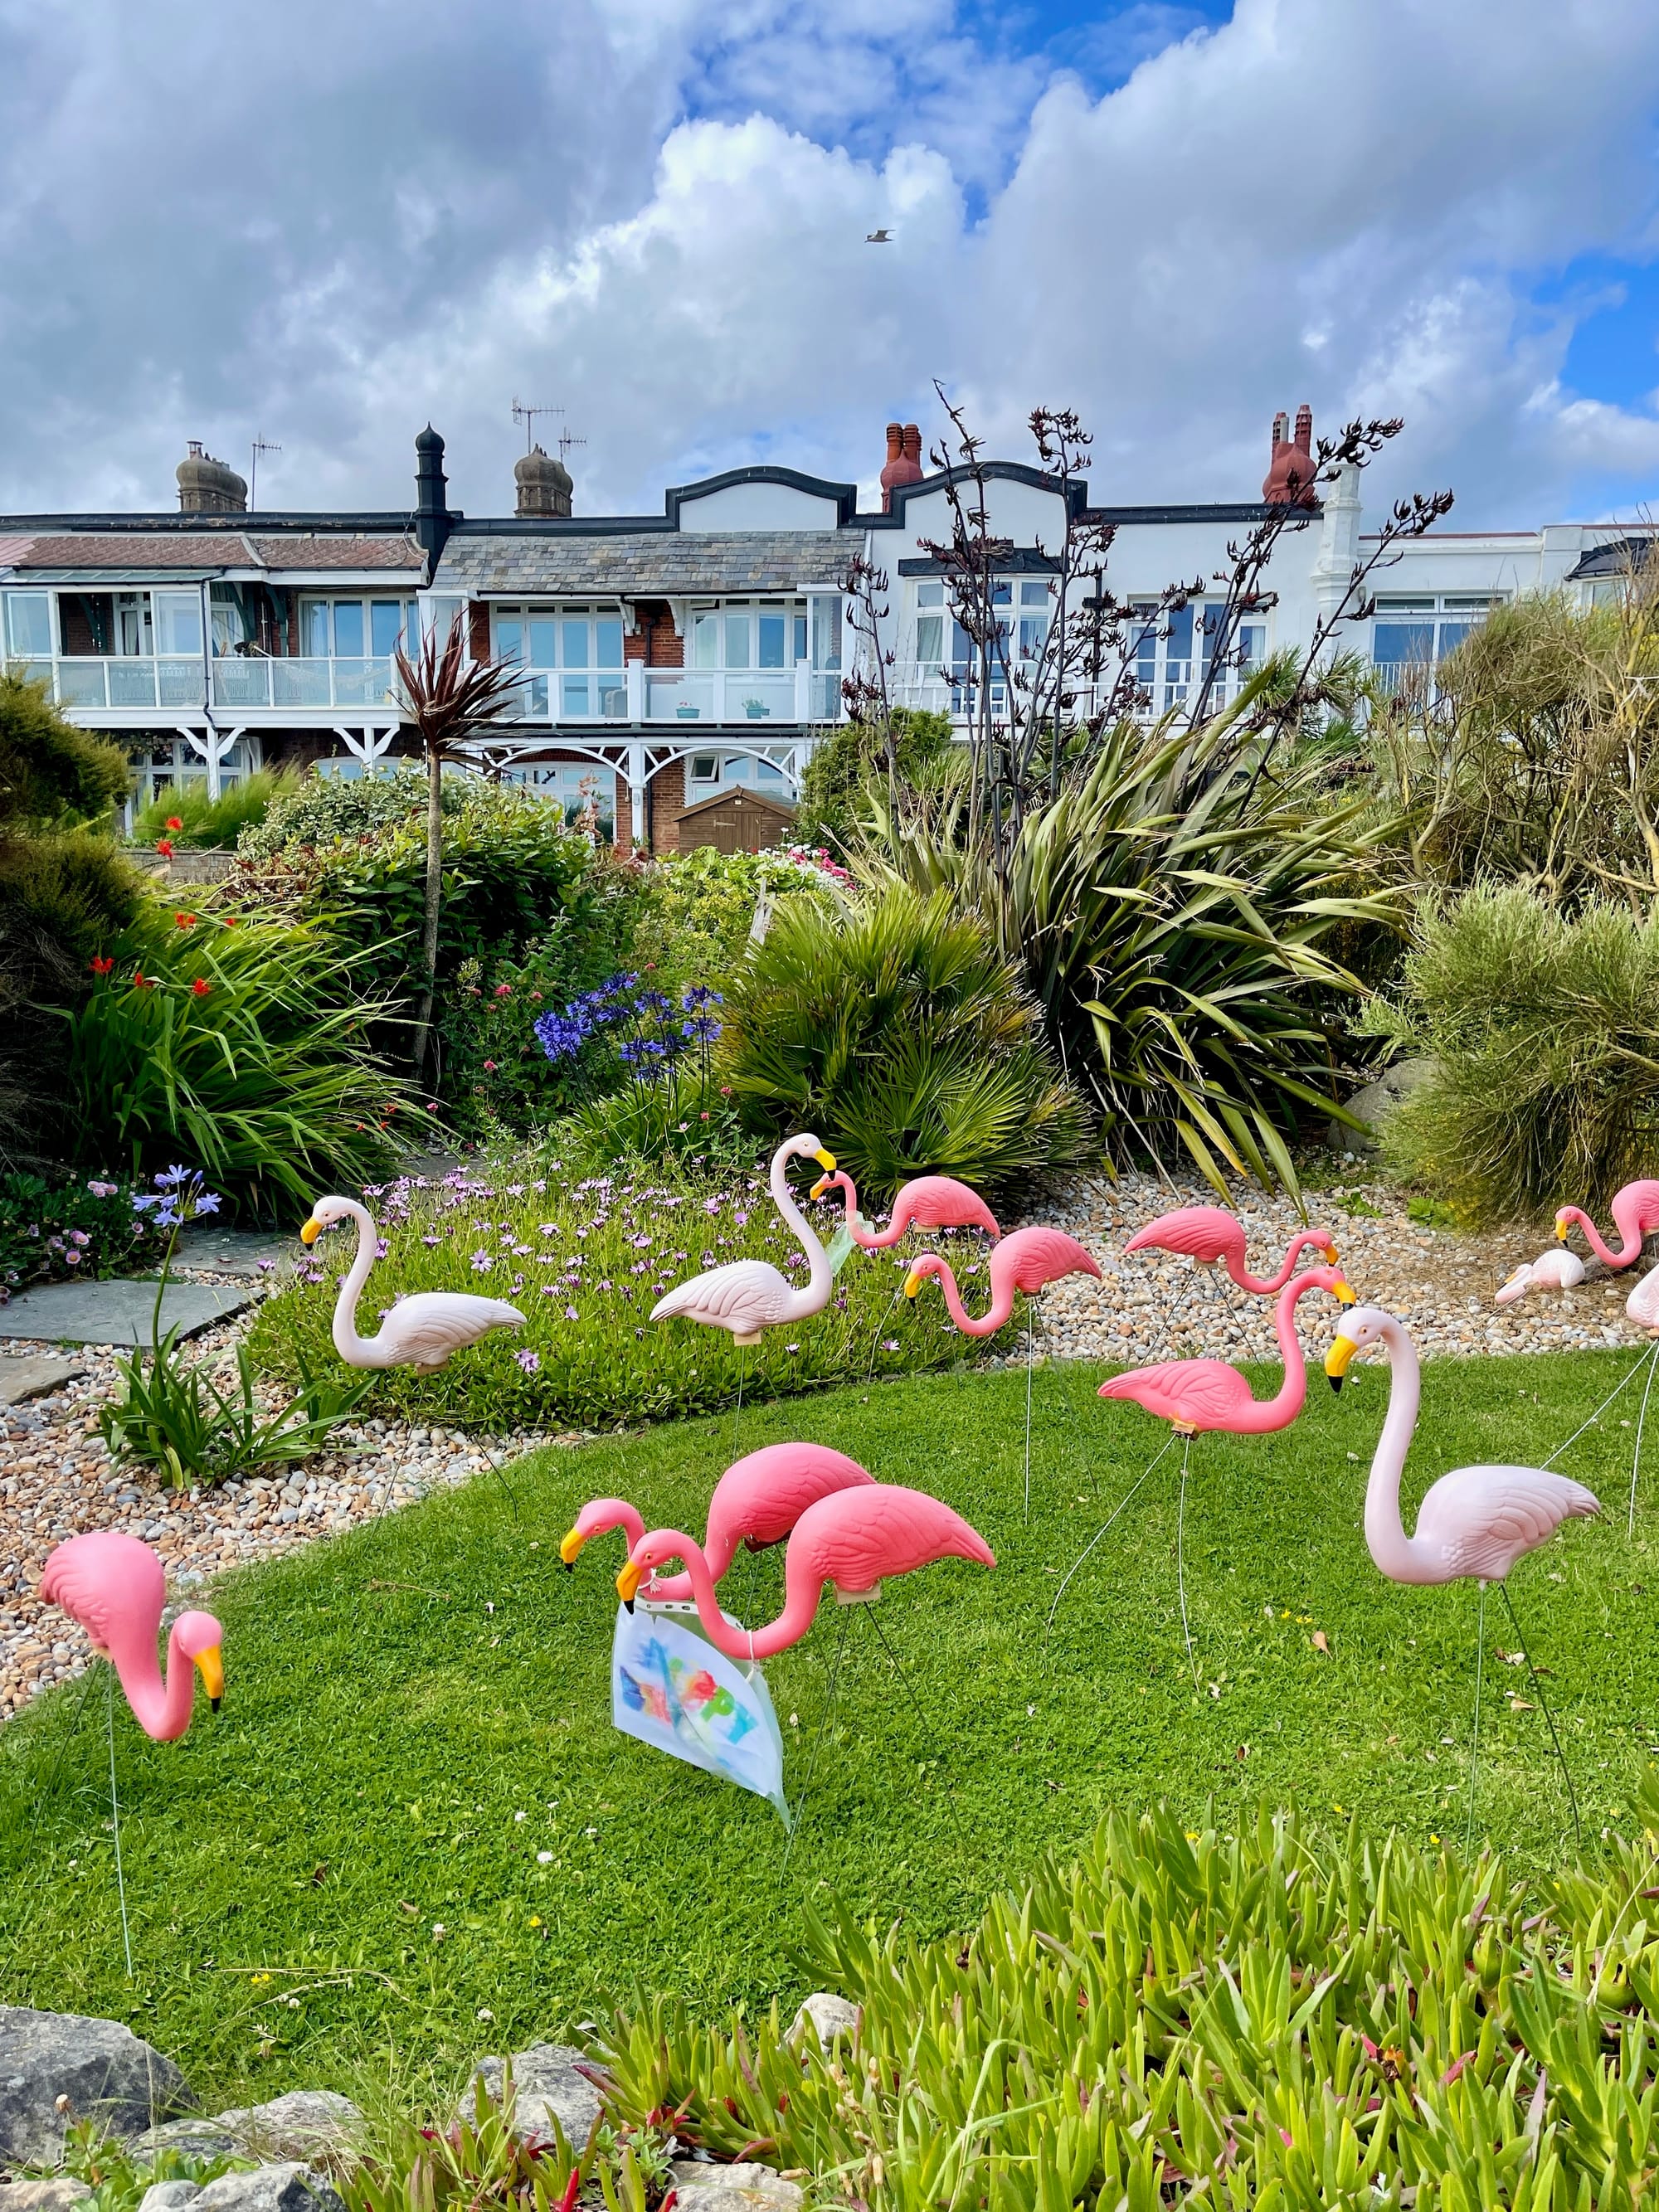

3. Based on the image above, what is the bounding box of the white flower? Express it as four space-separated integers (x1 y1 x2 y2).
431 1923 447 1937
513 1811 527 1823
537 1850 553 1864
477 2008 494 2022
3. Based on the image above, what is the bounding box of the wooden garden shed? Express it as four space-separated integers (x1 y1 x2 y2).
669 785 796 855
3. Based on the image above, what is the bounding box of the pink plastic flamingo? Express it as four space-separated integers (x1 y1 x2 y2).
615 1484 995 1659
1555 1179 1659 1269
1325 1304 1599 1844
1495 1248 1586 1305
651 1134 837 1344
1099 1266 1355 1436
40 1532 223 1741
559 1441 876 1598
902 1227 1100 1334
1124 1205 1339 1293
811 1169 1000 1247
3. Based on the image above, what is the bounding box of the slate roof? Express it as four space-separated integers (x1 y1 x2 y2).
433 528 864 597
1566 535 1656 581
249 533 422 571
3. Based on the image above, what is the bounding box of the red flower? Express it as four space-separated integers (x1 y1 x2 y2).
493 983 513 999
221 916 240 928
191 979 211 996
175 912 198 929
133 970 154 989
154 839 174 858
89 955 114 975
482 1059 498 1072
164 815 184 832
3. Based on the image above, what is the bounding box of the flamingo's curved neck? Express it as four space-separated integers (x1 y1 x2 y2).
330 1201 381 1363
924 1257 999 1337
645 1528 825 1661
771 1144 831 1310
1245 1231 1327 1296
826 1173 888 1250
1364 1316 1425 1582
1561 1205 1631 1267
111 1621 196 1743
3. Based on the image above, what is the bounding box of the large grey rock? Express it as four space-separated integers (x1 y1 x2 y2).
0 1358 87 1407
135 2093 362 2166
787 1993 859 2050
469 2044 601 2146
668 2164 803 2212
137 2185 204 2212
0 1280 251 1349
0 2183 94 2212
1327 1057 1435 1153
0 2005 192 2164
190 2168 343 2212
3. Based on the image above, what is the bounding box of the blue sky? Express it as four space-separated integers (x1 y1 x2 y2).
1 0 1657 527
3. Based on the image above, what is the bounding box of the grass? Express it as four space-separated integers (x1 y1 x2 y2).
2 1346 1656 2117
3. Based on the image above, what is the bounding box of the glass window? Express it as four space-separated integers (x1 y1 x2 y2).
691 753 718 780
562 618 591 668
1238 622 1265 673
370 601 408 657
1373 620 1435 668
724 613 750 668
693 612 719 668
810 596 842 671
494 615 524 666
1019 580 1049 606
528 617 557 668
757 613 786 668
990 580 1011 605
301 600 331 657
154 591 202 658
423 594 463 647
3 591 51 657
1436 620 1476 659
332 601 365 657
916 613 944 665
596 618 623 666
563 677 591 716
917 581 945 607
793 613 807 662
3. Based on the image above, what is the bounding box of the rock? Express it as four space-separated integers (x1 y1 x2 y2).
190 2168 343 2212
0 1359 87 1407
138 2185 204 2212
0 2182 95 2212
469 2044 601 2147
0 2005 193 2165
0 1280 251 1349
1327 1057 1434 1152
787 1993 859 2050
129 2121 240 2160
202 2092 362 2161
668 2164 804 2212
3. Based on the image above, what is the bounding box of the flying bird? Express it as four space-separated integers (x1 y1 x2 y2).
866 228 893 243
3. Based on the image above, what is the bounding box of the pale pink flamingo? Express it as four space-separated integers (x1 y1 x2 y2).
1325 1305 1599 1844
559 1441 875 1598
902 1227 1100 1334
615 1483 995 1660
1555 1179 1659 1270
811 1169 1000 1247
1124 1204 1339 1293
651 1134 836 1346
1097 1265 1355 1437
40 1531 223 1741
301 1196 524 1370
1495 1248 1586 1305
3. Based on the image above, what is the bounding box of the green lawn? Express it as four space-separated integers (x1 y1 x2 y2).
2 1348 1657 2112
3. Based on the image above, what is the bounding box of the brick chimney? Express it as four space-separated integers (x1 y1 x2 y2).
176 440 246 513
880 419 924 513
1262 403 1318 507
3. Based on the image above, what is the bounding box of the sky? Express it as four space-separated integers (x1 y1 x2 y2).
2 0 1658 529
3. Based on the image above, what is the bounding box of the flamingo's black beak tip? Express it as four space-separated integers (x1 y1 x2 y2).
621 1597 635 1615
1326 1373 1343 1395
561 1559 573 1574
209 1694 222 1713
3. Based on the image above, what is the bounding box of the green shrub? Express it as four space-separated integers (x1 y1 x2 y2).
792 703 956 851
593 1782 1659 2205
718 882 1086 1199
0 1169 169 1295
234 761 433 858
50 906 414 1216
865 700 1393 1195
438 931 641 1142
625 843 833 999
0 668 130 825
250 1155 1012 1428
1373 884 1659 1226
129 767 297 850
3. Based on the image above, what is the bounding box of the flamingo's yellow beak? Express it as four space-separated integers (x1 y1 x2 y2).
558 1526 585 1571
299 1218 322 1245
1325 1334 1359 1392
902 1266 923 1298
1333 1279 1356 1305
1555 1213 1569 1242
1323 1242 1341 1265
813 1146 836 1172
810 1174 832 1201
616 1559 645 1612
194 1644 224 1711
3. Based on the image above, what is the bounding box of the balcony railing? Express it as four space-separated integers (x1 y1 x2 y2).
212 655 397 710
888 662 1262 724
17 656 207 709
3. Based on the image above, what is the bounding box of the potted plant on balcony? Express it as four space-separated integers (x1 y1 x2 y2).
675 701 700 720
742 698 770 720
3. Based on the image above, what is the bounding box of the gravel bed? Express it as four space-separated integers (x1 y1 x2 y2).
3 1172 1652 1723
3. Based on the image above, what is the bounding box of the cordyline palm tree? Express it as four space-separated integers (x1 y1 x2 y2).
393 618 522 1086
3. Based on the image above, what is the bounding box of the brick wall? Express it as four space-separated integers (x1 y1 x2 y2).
628 600 682 669
57 592 109 654
650 754 685 854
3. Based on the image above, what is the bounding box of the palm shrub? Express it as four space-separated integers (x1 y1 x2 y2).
718 883 1085 1198
51 906 415 1214
863 690 1394 1194
1371 884 1659 1226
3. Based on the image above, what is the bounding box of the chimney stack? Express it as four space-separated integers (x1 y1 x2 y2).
176 440 247 513
879 418 924 513
1262 402 1318 508
515 443 573 518
414 424 453 560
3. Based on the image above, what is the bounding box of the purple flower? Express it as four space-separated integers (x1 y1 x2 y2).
703 1198 722 1215
86 1180 117 1198
883 1339 900 1352
564 1305 579 1321
422 1234 440 1247
470 1251 494 1271
514 1349 541 1373
65 1251 81 1266
67 1229 90 1247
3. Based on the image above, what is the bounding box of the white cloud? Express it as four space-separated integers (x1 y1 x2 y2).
3 0 1659 525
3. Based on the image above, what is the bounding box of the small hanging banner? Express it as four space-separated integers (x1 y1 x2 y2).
611 1602 789 1823
825 1214 874 1277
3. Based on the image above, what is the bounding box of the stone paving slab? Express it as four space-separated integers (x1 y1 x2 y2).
0 1356 88 1405
0 1279 252 1346
177 1225 293 1281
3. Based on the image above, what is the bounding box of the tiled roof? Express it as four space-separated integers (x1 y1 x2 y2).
13 532 258 570
433 528 863 596
1566 535 1655 581
0 536 36 567
250 533 422 571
